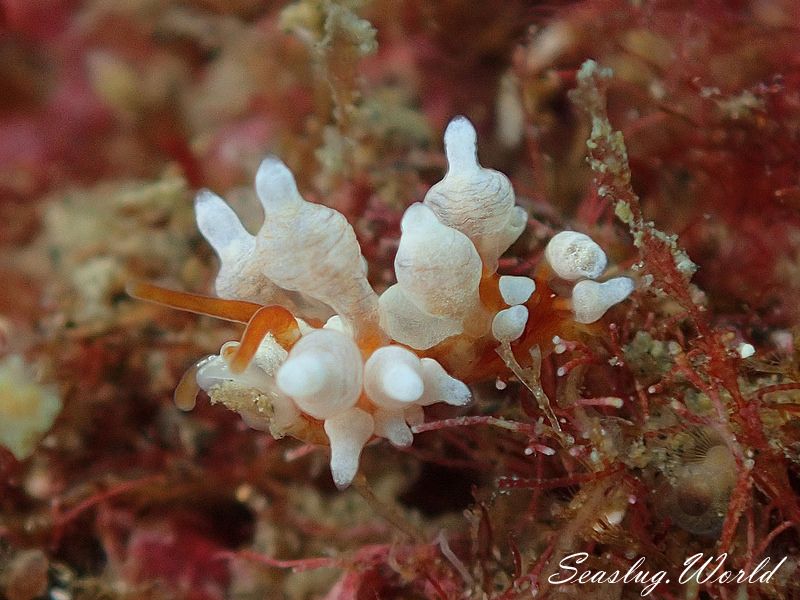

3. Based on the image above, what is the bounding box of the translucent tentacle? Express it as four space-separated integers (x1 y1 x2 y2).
127 281 260 323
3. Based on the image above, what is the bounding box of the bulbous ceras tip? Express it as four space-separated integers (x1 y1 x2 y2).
571 277 634 324
393 203 484 325
254 157 383 342
194 189 272 302
276 328 362 420
424 116 526 271
544 231 608 281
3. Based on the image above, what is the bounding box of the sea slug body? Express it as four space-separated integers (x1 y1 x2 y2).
129 116 635 488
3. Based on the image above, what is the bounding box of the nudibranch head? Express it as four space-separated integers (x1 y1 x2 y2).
129 116 635 488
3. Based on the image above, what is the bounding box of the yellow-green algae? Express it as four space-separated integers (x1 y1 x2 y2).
0 356 61 460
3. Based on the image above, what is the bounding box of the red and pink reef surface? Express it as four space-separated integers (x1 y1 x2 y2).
1 1 799 599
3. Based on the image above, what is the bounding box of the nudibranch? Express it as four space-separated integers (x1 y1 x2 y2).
129 116 634 488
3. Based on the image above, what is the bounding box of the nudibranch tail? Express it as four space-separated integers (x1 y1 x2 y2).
126 281 261 323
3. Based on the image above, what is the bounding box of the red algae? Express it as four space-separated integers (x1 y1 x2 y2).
1 1 800 599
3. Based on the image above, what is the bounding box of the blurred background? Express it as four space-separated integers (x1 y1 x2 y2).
1 1 800 598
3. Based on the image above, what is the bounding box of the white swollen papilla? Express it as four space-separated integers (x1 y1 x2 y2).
378 283 463 350
276 328 374 488
424 116 527 270
571 277 634 324
364 348 473 448
418 358 472 407
365 346 425 408
195 189 276 302
544 231 607 281
254 157 381 339
365 346 425 448
394 203 483 322
324 408 374 489
276 329 362 419
492 305 529 342
498 275 535 306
